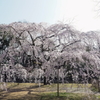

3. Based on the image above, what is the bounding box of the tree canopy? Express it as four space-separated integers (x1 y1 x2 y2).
0 22 100 85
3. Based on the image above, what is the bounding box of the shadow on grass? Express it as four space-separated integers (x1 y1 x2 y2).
0 91 11 100
11 92 97 100
7 83 20 90
7 83 44 92
0 83 98 100
0 83 49 100
0 91 98 100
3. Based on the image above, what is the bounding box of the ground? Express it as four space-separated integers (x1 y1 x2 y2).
0 83 99 100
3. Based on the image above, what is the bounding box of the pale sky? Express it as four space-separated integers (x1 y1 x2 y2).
55 0 100 32
0 0 100 32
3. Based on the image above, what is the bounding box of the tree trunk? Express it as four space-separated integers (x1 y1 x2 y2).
43 69 47 85
44 76 47 85
97 80 100 92
57 68 59 97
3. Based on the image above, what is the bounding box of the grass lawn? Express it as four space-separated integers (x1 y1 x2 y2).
0 83 98 100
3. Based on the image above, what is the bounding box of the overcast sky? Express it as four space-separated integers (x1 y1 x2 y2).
0 0 100 32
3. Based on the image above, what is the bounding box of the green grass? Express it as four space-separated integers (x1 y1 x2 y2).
41 92 98 100
41 92 83 100
0 92 96 100
0 83 98 100
90 86 98 92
